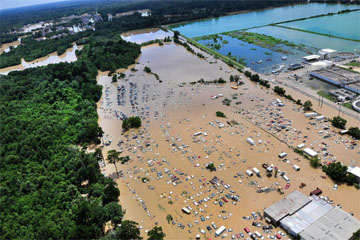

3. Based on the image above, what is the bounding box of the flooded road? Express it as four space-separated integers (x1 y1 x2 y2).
96 38 360 239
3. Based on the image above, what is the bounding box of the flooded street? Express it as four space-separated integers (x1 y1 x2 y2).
96 34 360 239
0 44 82 75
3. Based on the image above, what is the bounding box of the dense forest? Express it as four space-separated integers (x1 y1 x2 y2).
0 32 142 238
78 37 141 71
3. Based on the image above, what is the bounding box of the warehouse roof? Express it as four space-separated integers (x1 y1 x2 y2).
280 195 333 235
264 191 311 223
300 207 360 240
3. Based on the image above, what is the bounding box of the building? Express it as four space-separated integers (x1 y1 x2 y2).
303 55 321 62
347 166 360 183
288 63 304 71
319 48 337 60
300 207 360 240
329 88 357 101
310 66 360 94
264 190 311 226
303 148 318 158
264 191 360 240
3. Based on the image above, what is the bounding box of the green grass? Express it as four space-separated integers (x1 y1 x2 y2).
345 62 360 67
317 90 333 101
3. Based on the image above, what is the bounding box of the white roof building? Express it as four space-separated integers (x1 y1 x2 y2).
303 55 320 62
304 148 318 158
348 166 360 183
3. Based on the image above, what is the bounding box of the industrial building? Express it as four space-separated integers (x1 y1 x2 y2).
329 88 357 101
318 48 337 60
310 66 360 94
264 191 311 226
264 191 360 240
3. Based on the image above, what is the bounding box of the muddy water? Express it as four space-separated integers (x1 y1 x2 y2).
96 40 360 239
0 39 20 54
121 28 173 44
0 44 82 75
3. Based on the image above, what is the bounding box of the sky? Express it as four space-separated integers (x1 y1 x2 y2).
0 0 67 10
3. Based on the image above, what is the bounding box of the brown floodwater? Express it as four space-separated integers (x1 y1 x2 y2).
0 39 20 54
0 44 82 75
96 40 360 239
121 28 173 44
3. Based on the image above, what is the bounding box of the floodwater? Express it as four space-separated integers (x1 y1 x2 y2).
248 26 360 53
96 37 360 239
197 34 310 74
172 3 359 38
121 28 173 44
280 10 360 40
0 39 20 54
0 44 81 75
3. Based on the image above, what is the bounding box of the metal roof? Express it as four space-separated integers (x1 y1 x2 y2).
280 195 333 235
300 207 360 240
264 191 311 223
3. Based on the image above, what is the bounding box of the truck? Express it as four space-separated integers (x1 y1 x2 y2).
246 170 254 177
215 226 226 237
278 152 287 158
247 138 255 146
252 168 261 176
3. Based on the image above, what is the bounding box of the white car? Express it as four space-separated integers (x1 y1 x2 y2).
333 184 338 190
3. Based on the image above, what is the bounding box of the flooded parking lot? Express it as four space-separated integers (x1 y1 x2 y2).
96 32 359 239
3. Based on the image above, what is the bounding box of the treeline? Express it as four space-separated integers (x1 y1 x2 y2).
0 30 92 69
0 36 142 238
244 71 271 88
0 33 19 45
77 37 141 72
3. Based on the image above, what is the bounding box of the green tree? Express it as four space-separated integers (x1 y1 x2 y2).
323 162 348 182
107 150 122 176
274 86 286 96
104 202 124 228
147 226 166 240
112 74 117 83
122 116 142 131
144 66 152 73
303 100 313 111
103 220 142 240
348 127 360 139
206 163 216 172
310 157 321 168
216 111 226 118
331 116 347 129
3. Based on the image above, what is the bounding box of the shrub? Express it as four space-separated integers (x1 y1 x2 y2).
216 111 226 118
274 86 286 96
303 100 313 111
144 66 151 73
206 163 216 172
122 116 142 131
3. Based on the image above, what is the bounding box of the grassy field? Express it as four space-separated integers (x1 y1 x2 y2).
345 62 360 67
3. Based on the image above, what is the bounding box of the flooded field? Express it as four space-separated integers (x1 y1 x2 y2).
248 26 360 53
96 37 360 239
197 34 312 74
0 44 81 75
121 28 172 44
280 10 360 40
